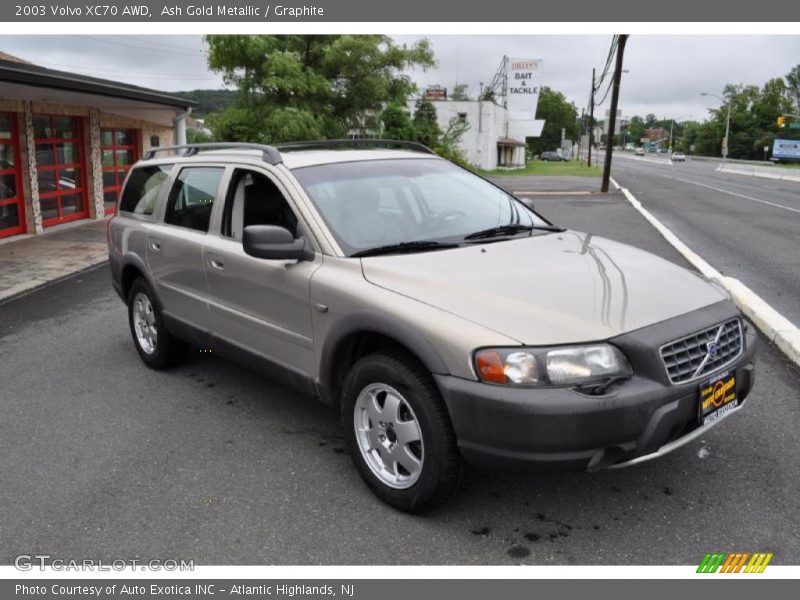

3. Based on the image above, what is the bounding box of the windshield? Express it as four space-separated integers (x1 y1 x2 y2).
292 158 552 256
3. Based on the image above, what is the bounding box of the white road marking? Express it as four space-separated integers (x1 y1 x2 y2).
669 176 800 214
614 180 800 368
513 190 593 195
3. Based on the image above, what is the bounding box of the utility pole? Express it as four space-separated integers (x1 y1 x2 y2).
601 34 628 193
588 68 595 167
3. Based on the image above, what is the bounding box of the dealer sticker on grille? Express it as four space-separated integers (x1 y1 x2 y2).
699 371 738 426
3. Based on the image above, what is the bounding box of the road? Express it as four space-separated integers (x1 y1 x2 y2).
609 153 800 327
2 196 799 565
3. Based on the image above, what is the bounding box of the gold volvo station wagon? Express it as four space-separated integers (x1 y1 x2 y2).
108 140 756 512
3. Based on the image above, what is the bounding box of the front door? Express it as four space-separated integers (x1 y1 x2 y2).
203 168 321 376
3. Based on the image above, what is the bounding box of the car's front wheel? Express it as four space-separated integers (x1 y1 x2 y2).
341 353 465 513
127 277 188 369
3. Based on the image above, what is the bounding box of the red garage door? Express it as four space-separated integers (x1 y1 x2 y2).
101 128 138 216
0 112 26 239
33 115 89 227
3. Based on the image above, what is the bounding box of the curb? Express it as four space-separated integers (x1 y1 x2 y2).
716 162 800 183
0 259 108 306
610 177 800 368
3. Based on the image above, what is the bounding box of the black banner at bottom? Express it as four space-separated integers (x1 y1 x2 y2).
3 579 794 600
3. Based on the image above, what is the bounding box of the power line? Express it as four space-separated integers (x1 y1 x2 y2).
115 35 204 52
69 35 204 57
29 59 220 81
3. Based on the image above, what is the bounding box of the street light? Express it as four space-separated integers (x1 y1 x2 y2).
701 92 732 161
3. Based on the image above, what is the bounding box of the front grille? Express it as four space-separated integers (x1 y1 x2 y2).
660 319 743 384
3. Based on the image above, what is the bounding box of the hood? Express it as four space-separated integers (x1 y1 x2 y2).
361 231 728 345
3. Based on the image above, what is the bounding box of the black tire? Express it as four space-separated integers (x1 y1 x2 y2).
127 277 188 369
341 353 465 513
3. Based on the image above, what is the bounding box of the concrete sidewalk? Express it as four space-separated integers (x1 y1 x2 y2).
0 220 108 303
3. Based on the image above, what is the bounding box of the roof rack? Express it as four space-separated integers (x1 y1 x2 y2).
275 139 436 155
142 142 282 165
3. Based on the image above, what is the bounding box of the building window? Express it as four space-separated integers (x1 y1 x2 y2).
457 112 468 123
101 128 138 216
33 114 89 227
0 112 26 238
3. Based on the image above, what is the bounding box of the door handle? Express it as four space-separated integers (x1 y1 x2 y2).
149 238 161 251
207 253 224 270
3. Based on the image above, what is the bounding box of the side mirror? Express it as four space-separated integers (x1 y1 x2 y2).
243 225 313 261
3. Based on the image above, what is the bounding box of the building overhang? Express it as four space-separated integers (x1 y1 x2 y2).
0 58 195 127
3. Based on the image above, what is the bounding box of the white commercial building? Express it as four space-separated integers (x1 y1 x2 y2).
411 58 546 171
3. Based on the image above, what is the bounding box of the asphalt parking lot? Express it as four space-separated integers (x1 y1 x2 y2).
1 187 799 565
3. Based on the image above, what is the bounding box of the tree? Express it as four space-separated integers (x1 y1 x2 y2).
786 64 800 112
450 84 470 101
380 104 415 140
434 116 470 166
411 98 441 148
529 86 578 155
204 35 435 142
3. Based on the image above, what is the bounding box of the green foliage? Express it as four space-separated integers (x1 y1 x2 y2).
786 65 800 112
450 84 470 101
626 64 800 159
433 116 471 167
411 98 441 148
186 128 216 143
529 86 579 155
380 104 415 141
203 35 435 143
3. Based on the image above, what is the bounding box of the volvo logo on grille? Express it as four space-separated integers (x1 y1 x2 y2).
706 342 719 357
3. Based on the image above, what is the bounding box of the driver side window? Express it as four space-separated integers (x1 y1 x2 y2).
222 169 298 241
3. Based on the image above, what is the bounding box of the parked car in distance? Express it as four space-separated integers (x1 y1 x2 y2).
672 152 686 162
108 140 757 513
635 147 645 156
539 151 569 162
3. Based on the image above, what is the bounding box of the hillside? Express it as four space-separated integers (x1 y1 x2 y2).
171 89 237 117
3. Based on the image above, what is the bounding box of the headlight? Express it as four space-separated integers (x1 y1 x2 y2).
474 344 631 386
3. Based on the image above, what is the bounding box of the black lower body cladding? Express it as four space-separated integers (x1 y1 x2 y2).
435 300 757 470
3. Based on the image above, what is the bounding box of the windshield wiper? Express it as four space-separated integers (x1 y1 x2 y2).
350 240 460 258
463 223 565 241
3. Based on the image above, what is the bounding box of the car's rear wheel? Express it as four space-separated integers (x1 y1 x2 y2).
341 353 465 513
127 277 188 369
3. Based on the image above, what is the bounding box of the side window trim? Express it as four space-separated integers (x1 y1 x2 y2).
160 163 227 234
117 162 175 221
218 166 311 245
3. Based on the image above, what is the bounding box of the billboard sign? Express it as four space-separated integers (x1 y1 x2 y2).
503 58 546 141
772 138 800 160
506 58 541 119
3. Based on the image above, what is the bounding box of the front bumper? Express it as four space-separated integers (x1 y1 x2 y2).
436 301 757 471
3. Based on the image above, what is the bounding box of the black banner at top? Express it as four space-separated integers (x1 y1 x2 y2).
1 0 798 22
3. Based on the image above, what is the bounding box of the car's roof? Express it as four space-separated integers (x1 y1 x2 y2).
137 148 441 170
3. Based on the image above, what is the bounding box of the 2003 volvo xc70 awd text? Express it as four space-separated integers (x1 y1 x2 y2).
108 140 756 512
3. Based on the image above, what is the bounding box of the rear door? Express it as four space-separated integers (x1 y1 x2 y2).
146 164 227 329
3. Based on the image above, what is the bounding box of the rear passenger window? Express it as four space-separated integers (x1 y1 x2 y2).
164 167 224 233
118 164 172 215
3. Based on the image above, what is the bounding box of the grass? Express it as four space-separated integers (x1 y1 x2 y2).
478 160 602 178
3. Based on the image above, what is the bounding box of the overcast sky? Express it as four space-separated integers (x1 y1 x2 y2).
1 34 798 121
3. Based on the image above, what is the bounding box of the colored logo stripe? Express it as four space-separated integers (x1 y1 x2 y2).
697 552 773 573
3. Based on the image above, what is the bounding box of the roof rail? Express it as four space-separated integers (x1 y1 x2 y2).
142 142 282 165
275 139 436 155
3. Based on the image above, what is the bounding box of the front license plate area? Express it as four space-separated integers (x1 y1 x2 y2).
699 371 738 426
